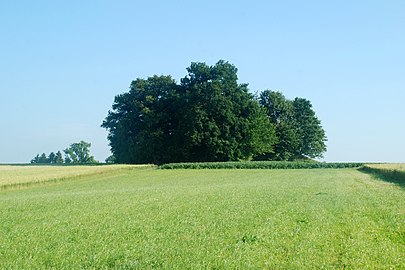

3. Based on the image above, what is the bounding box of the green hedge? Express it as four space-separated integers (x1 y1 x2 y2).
159 161 364 169
360 165 405 186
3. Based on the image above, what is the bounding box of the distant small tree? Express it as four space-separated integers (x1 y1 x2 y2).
31 154 40 164
105 155 116 164
38 153 48 163
30 142 97 164
64 156 72 164
64 148 78 163
55 151 64 164
64 141 97 164
48 152 56 164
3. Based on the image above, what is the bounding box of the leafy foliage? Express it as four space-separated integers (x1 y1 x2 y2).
55 151 64 164
258 90 327 160
30 141 97 164
101 75 180 164
64 141 97 164
258 91 299 160
102 61 327 164
105 155 117 164
159 161 364 169
292 97 327 158
178 61 276 162
102 61 276 164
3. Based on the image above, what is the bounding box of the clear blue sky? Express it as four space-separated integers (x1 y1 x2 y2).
1 0 404 163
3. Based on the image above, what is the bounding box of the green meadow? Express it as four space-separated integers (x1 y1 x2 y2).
0 166 404 269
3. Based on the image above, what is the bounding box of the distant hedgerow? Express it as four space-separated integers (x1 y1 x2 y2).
360 164 405 186
159 161 364 169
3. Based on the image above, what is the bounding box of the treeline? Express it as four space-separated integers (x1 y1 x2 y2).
102 60 327 164
31 141 98 164
31 151 64 164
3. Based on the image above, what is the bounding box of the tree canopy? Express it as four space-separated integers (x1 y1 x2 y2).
258 90 327 160
64 141 97 164
102 60 327 164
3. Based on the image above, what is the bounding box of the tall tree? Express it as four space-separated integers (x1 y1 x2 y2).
259 90 299 160
55 151 64 164
292 97 327 158
48 152 56 164
38 153 48 163
102 61 276 164
102 75 180 164
259 90 327 160
179 61 276 161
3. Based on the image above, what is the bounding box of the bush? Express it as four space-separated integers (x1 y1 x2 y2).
159 161 364 170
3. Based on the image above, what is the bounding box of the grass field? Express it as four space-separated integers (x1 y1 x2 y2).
0 166 404 269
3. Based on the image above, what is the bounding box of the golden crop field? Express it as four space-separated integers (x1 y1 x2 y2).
365 163 405 171
0 165 150 189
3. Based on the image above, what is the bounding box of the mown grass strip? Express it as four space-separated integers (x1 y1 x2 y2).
159 161 364 169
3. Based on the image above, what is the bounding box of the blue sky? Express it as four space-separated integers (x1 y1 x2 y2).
1 0 404 163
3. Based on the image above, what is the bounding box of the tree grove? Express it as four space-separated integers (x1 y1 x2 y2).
102 61 327 164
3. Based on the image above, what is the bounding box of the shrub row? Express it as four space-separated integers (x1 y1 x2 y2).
159 161 364 169
360 165 405 185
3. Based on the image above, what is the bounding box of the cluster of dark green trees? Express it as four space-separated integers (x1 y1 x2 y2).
31 141 97 164
31 151 64 164
102 61 327 164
